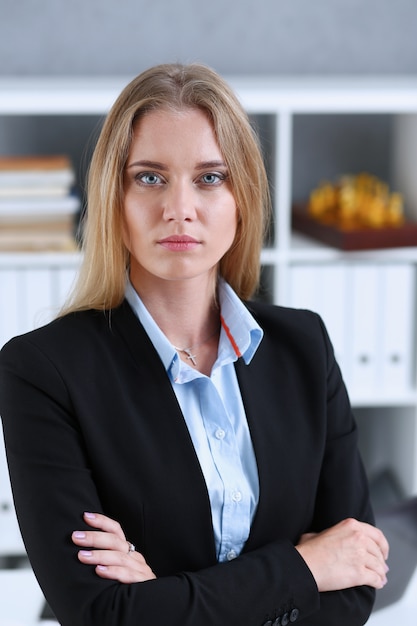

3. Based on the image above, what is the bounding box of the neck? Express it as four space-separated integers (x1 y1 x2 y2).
129 270 220 351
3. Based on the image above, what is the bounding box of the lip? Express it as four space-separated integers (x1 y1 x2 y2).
158 234 200 251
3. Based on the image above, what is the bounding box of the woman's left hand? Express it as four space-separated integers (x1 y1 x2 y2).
72 512 156 583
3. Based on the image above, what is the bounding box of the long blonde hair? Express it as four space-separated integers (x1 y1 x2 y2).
61 63 270 314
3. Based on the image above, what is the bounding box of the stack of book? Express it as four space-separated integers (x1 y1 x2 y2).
0 155 80 251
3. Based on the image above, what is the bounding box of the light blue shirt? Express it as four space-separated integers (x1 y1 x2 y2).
125 279 263 562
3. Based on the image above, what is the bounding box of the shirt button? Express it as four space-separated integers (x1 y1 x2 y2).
232 490 242 502
226 549 237 561
215 428 226 440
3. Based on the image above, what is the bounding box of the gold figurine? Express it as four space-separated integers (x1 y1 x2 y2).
308 173 404 229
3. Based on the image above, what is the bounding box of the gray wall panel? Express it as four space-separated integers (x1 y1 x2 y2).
0 0 416 76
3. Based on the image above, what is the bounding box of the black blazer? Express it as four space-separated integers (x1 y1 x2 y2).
0 299 375 626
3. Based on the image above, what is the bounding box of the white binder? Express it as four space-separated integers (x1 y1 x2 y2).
288 263 348 380
379 264 414 392
348 263 381 393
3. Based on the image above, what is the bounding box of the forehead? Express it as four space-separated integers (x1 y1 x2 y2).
130 107 219 150
134 105 210 127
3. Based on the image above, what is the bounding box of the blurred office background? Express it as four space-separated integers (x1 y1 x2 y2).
1 1 417 624
1 0 417 205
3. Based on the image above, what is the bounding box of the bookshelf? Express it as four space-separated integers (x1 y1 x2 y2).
1 76 417 523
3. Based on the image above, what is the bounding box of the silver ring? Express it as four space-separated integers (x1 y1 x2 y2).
127 541 135 554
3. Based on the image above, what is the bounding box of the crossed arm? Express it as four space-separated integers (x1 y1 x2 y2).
73 511 389 592
1 312 390 625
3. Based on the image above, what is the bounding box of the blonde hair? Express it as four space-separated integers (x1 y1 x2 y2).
61 63 270 314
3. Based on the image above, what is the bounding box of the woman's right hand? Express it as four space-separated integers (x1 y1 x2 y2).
295 517 389 592
72 512 156 584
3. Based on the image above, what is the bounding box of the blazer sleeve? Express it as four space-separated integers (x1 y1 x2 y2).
237 305 377 626
0 332 320 626
306 315 377 625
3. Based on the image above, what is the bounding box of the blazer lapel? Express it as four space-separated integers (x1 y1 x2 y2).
235 323 310 552
111 300 218 567
235 353 285 551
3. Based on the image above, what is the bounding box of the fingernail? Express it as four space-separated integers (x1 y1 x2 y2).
96 565 108 571
79 550 92 557
84 512 96 519
73 531 86 539
385 564 390 573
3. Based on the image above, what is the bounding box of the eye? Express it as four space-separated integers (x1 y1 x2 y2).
200 172 227 185
136 172 163 185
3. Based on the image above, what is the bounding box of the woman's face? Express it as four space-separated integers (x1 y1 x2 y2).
123 107 237 292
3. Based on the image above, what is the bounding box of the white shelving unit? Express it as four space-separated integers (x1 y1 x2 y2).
1 76 417 506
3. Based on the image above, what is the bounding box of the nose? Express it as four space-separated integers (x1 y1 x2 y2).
162 180 197 222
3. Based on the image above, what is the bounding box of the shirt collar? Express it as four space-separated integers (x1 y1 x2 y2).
217 279 263 365
124 278 263 375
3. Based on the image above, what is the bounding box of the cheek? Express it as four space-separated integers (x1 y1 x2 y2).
225 202 238 237
215 191 237 224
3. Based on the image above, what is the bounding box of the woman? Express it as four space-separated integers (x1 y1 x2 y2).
0 63 388 626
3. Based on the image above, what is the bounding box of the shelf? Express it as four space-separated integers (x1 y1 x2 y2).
0 251 81 268
0 75 416 497
288 233 417 263
260 235 417 265
230 75 417 113
351 390 417 409
0 77 130 115
2 76 417 115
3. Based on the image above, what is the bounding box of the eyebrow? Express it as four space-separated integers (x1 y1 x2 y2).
125 159 227 171
126 160 167 171
195 160 227 170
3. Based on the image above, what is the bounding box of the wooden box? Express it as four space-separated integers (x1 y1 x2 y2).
292 203 417 251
